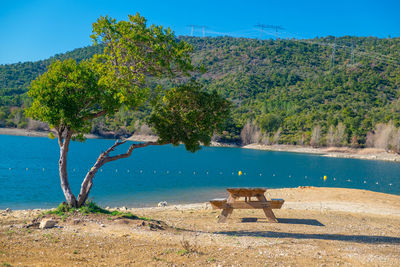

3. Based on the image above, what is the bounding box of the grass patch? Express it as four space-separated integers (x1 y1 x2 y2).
207 257 216 263
176 249 189 256
44 201 152 221
2 263 12 267
6 230 15 235
43 233 58 243
177 238 199 256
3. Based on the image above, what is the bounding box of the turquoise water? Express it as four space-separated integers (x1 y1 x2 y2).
0 135 399 209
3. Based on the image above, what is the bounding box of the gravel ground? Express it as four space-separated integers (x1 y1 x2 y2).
1 187 400 266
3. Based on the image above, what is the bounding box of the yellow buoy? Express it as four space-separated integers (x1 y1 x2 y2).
238 171 242 176
323 175 327 181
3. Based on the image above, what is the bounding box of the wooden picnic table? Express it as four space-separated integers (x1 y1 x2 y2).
210 188 284 223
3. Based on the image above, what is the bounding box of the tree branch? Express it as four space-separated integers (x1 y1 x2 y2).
103 140 162 164
83 110 108 121
76 139 165 206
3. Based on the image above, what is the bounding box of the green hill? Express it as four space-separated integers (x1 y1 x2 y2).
1 36 400 147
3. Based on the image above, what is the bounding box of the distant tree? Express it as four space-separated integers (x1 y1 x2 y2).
272 127 282 145
327 125 335 147
391 129 400 153
335 122 347 147
371 122 395 150
259 113 282 133
26 14 229 207
240 120 261 145
310 125 321 147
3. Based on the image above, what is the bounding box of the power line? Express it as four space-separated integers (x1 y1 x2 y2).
255 24 285 39
186 24 400 66
296 38 400 66
187 25 208 37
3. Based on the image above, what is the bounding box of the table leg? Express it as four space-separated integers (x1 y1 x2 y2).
218 194 236 223
218 208 233 223
256 195 278 223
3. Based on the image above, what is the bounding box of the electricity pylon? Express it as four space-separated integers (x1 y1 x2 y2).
187 25 208 37
255 24 285 39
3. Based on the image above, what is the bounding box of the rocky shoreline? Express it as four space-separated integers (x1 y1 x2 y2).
243 144 400 162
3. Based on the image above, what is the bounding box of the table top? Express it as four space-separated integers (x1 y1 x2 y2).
226 188 267 197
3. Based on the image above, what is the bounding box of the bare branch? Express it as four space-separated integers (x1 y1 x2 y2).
76 139 165 206
104 141 162 163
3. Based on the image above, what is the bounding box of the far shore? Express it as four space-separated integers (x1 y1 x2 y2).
1 127 399 162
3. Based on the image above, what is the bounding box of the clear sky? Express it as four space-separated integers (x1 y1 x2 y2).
0 0 399 64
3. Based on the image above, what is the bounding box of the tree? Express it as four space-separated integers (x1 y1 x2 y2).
240 120 261 145
335 122 347 147
258 113 281 133
310 125 321 147
26 14 230 207
327 125 335 147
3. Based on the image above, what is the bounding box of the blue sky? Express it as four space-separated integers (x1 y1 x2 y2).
0 0 399 64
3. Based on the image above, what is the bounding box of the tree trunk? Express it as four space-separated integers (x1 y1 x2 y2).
76 161 102 207
58 130 77 207
76 140 160 207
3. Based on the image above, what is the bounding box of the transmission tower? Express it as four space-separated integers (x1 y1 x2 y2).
187 25 208 37
255 24 285 39
351 42 355 65
330 37 336 69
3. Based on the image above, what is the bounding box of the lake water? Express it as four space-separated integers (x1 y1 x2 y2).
0 135 399 209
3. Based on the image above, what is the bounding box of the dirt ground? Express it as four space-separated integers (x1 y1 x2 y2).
1 187 400 266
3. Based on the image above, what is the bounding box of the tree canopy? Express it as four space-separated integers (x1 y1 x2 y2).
24 14 230 207
149 81 230 152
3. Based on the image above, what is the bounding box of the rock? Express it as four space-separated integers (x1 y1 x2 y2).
158 201 168 207
25 222 40 228
5 208 11 212
100 224 105 227
39 219 57 229
120 206 128 211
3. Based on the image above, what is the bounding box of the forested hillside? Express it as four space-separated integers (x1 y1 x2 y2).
1 36 400 148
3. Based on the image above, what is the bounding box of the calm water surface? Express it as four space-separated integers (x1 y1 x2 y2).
0 135 399 209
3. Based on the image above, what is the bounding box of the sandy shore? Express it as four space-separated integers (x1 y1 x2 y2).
243 144 400 162
1 187 400 266
1 127 400 162
0 127 99 139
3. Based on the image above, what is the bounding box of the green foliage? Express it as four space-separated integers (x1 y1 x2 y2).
2 33 400 146
26 59 105 135
25 14 198 142
184 36 400 145
258 114 282 133
149 81 230 152
90 13 193 108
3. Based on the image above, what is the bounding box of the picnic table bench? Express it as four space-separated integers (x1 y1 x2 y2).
210 188 284 223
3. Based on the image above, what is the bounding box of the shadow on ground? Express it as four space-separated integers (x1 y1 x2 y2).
216 230 400 244
277 218 325 226
240 218 324 226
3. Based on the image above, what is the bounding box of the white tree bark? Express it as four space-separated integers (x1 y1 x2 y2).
57 129 78 207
